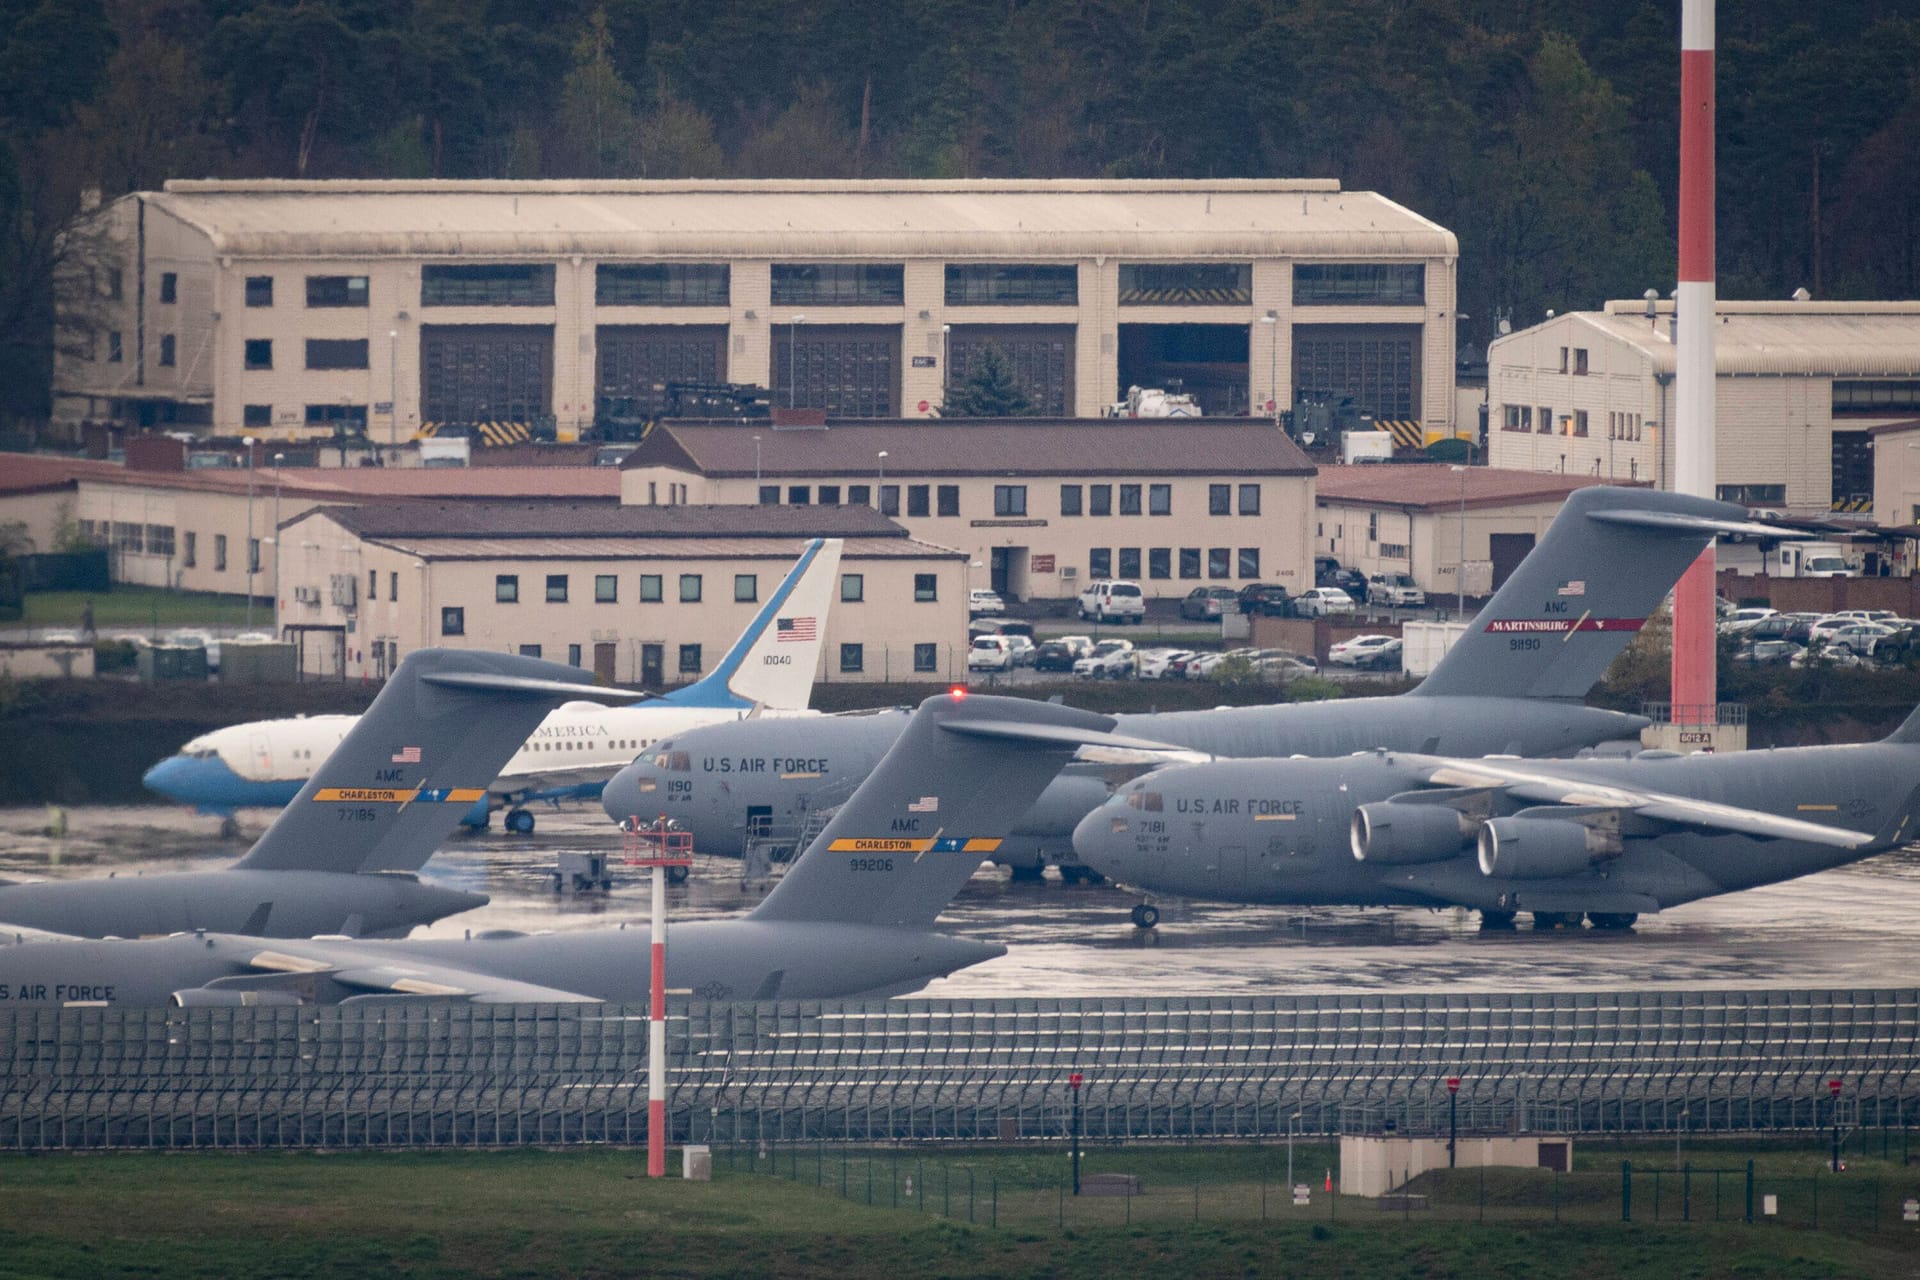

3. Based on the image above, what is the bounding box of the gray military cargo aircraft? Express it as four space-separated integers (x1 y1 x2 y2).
0 650 641 940
1073 705 1920 930
601 486 1780 874
0 693 1159 1006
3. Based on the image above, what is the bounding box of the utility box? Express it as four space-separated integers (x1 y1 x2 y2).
137 643 209 682
682 1145 712 1181
553 851 611 894
1341 430 1395 464
220 640 298 683
1402 621 1468 678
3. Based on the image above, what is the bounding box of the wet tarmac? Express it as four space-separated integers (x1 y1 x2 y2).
4 803 1918 998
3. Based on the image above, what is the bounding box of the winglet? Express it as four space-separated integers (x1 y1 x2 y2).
660 538 843 711
235 650 632 875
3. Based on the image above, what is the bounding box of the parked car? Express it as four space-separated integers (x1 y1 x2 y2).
968 588 1006 616
1001 634 1037 667
1314 556 1366 594
1718 607 1778 635
1237 583 1293 617
1077 579 1145 624
1136 648 1196 680
966 635 1014 672
1186 647 1255 678
1328 634 1401 667
1821 622 1899 656
1356 637 1404 670
1365 573 1426 608
1073 639 1136 678
1295 587 1357 617
1248 651 1321 680
1032 641 1078 673
1735 639 1804 665
1055 634 1095 659
1178 586 1239 621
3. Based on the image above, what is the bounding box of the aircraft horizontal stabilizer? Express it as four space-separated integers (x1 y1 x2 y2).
421 671 650 701
1070 743 1216 768
939 719 1188 755
1584 508 1813 541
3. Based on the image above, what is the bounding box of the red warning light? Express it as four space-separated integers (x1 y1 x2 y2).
949 685 968 700
1828 1079 1843 1097
1446 1076 1461 1094
1069 1072 1083 1089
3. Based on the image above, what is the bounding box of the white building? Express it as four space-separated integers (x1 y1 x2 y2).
1486 299 1920 520
55 178 1460 441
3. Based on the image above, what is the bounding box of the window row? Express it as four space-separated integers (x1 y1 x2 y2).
241 339 370 371
836 642 947 674
1085 546 1262 580
756 481 1261 520
88 522 256 574
243 275 369 308
485 571 910 605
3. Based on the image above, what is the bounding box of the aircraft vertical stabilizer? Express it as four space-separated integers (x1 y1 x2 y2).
1413 487 1767 702
660 538 842 711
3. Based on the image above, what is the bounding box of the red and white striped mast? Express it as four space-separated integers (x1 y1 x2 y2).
629 813 693 1178
1671 0 1719 725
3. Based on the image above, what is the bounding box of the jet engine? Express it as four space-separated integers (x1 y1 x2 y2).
1476 817 1612 879
169 987 305 1008
1350 802 1476 864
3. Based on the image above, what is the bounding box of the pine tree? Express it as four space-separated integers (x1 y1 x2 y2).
941 345 1035 418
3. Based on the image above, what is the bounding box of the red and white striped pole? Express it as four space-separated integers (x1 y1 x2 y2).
631 814 691 1179
1671 0 1718 722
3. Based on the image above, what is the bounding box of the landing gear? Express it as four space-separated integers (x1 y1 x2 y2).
1008 864 1046 884
1056 865 1105 886
218 814 241 840
1130 902 1160 930
1587 911 1639 930
667 864 690 885
1531 910 1581 930
505 808 536 835
1478 909 1518 931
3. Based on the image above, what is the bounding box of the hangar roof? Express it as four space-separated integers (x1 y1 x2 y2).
1315 465 1643 513
1497 301 1920 378
142 178 1457 260
627 420 1316 479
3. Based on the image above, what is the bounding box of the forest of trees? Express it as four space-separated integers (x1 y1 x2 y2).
3 0 1917 422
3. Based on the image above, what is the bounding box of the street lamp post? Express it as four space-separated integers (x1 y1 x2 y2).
388 328 399 446
1260 312 1279 426
789 316 806 408
1068 1073 1083 1195
1828 1079 1843 1173
753 434 762 487
272 452 284 637
1446 1077 1461 1168
941 325 952 405
244 448 256 629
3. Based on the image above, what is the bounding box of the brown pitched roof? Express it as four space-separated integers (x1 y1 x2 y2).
317 501 904 540
1315 464 1647 513
624 420 1316 479
0 454 125 495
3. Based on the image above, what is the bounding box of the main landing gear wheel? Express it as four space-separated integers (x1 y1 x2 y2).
1478 909 1518 931
505 808 536 835
667 864 690 885
1587 912 1638 930
1531 910 1580 930
1008 865 1045 884
1130 903 1160 929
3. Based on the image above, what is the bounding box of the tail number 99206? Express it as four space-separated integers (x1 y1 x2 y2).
849 857 894 872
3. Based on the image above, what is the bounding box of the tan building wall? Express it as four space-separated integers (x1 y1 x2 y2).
1873 425 1920 525
276 511 968 682
621 466 1314 601
1485 316 1663 485
0 490 78 555
76 478 298 600
1316 496 1568 596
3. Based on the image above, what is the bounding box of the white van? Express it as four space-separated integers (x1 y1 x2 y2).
1077 579 1146 624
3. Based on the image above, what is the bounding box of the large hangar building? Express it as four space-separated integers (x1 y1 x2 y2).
54 178 1459 441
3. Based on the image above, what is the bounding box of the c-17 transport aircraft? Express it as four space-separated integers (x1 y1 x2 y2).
1072 705 1920 931
0 693 1160 1007
141 539 843 834
0 650 642 941
601 487 1782 873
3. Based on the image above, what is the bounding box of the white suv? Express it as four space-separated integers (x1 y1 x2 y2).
1365 573 1426 608
1077 579 1146 624
968 588 1006 616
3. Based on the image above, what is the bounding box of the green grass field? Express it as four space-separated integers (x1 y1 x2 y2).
2 588 259 633
0 1143 1913 1279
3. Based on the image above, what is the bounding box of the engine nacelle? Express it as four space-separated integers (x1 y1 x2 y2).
169 987 305 1008
1350 802 1475 864
1476 817 1606 879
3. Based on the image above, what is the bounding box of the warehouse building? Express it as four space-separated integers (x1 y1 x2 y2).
54 178 1460 441
1486 299 1920 520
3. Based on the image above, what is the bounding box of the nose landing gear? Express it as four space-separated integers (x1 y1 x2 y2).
1129 902 1160 929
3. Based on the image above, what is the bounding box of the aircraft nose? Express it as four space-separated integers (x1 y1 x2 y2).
1071 802 1131 880
601 763 653 826
141 755 194 799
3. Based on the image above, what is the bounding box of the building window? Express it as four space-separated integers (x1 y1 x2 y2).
1537 405 1553 435
680 574 702 602
1089 485 1112 516
1119 484 1142 516
106 268 122 300
819 485 841 506
943 263 1078 306
568 644 582 666
879 484 900 516
1149 484 1171 516
595 263 729 306
679 644 702 674
369 569 377 600
305 404 368 433
907 485 930 517
640 574 662 602
994 485 1027 516
1118 547 1141 578
1117 263 1250 305
214 534 227 571
546 574 568 603
389 571 398 602
735 573 757 602
306 338 369 370
1559 347 1570 373
1090 548 1112 578
787 485 811 506
1573 348 1589 375
1180 548 1201 579
1379 542 1409 559
147 526 175 558
1835 379 1920 416
1573 409 1589 437
1238 548 1260 578
1717 483 1786 505
496 574 519 603
305 275 368 308
247 538 261 573
1292 263 1425 305
937 485 960 517
840 643 864 673
244 339 272 370
758 485 779 505
441 606 464 635
1209 484 1231 516
595 574 617 603
1060 485 1083 516
421 263 554 307
770 263 903 306
914 573 937 602
1148 547 1171 579
245 276 273 307
847 484 869 506
107 331 122 362
243 404 271 427
913 642 937 673
158 334 175 366
182 532 196 567
1208 548 1231 578
159 272 177 304
841 573 864 602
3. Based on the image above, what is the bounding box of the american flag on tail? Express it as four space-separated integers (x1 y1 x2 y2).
907 795 939 813
391 746 422 764
777 616 817 642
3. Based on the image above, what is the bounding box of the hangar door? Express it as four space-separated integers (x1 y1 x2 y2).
421 325 553 427
949 325 1074 416
1116 324 1249 416
772 324 899 417
1489 532 1535 591
1292 324 1421 420
596 325 728 416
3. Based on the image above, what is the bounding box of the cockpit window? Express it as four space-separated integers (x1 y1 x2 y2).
651 750 691 772
1126 791 1163 811
185 747 218 759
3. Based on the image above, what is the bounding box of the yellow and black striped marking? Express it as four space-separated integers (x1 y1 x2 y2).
1373 419 1426 449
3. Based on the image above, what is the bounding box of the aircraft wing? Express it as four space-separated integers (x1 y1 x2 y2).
1420 759 1876 848
488 763 620 792
246 946 599 1003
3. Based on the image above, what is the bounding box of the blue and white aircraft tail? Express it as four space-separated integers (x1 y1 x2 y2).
653 536 842 711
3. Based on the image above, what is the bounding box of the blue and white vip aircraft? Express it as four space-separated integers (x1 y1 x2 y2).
142 539 842 833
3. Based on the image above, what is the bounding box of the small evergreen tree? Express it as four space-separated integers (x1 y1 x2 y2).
941 345 1035 418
